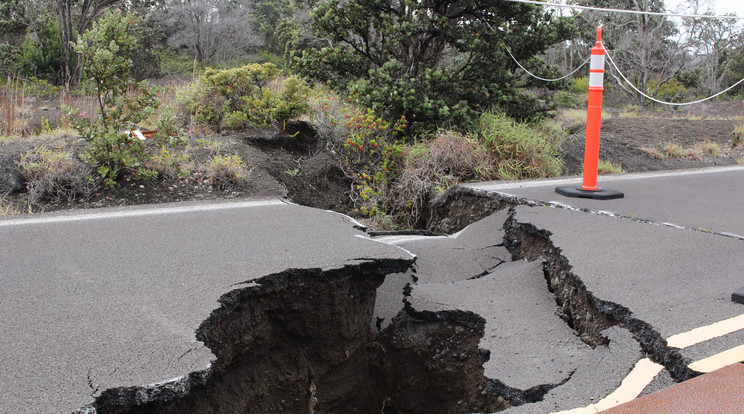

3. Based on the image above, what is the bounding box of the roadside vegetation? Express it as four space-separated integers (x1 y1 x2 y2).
2 0 744 227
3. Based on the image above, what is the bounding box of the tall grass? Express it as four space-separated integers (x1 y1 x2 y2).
476 111 565 180
1 75 186 139
1 76 26 136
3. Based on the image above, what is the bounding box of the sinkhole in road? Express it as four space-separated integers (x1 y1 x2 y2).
83 195 694 414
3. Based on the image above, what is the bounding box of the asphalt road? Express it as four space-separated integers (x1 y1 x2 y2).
0 199 412 413
3 165 744 413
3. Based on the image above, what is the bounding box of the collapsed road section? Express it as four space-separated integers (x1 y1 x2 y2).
4 175 744 413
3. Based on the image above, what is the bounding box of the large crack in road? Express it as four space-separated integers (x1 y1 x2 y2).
12 187 737 413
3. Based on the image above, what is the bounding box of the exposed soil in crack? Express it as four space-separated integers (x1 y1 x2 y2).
502 208 697 382
77 257 516 414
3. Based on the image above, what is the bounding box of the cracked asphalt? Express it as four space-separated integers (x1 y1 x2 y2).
3 165 744 413
0 199 413 413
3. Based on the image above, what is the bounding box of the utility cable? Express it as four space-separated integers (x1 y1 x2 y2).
604 46 744 106
504 44 590 82
502 0 744 20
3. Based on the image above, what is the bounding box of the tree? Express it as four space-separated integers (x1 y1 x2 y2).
164 0 261 63
52 0 121 85
284 0 576 133
250 0 296 53
681 0 741 94
571 0 685 105
73 9 160 187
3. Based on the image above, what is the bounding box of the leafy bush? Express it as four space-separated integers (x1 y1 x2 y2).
553 91 585 109
19 17 62 83
73 9 160 187
178 63 310 131
312 93 406 217
147 146 191 179
19 146 95 204
647 79 689 103
475 111 564 180
284 0 576 134
570 77 590 94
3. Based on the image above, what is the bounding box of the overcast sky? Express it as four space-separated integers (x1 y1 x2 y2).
664 0 744 16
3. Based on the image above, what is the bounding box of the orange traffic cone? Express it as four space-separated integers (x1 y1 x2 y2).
556 26 624 200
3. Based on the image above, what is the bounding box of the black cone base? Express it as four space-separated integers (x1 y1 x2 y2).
555 186 624 200
732 287 744 304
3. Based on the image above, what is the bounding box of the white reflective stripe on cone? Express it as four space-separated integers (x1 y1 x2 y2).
589 71 604 88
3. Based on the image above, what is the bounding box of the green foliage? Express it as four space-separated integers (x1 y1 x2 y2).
475 111 564 180
250 0 297 52
312 93 406 217
341 108 406 216
553 91 585 109
19 18 61 82
73 9 160 187
0 43 19 77
19 145 96 203
284 0 576 133
569 77 589 94
647 79 688 103
179 63 310 131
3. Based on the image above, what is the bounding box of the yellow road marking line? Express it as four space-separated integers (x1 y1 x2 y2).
689 344 744 373
666 314 744 349
551 359 664 414
551 314 744 413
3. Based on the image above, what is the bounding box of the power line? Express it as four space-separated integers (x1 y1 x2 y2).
502 0 744 20
604 46 744 106
504 45 590 82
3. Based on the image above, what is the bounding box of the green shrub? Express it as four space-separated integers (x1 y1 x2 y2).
553 90 584 109
73 9 159 187
19 17 61 83
19 146 95 204
475 111 564 180
570 77 589 94
178 63 310 131
647 79 688 103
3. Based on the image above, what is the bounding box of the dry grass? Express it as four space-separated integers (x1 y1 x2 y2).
694 140 720 157
597 160 625 174
390 130 490 227
0 194 20 216
664 142 699 159
19 145 96 204
204 154 249 189
640 146 665 159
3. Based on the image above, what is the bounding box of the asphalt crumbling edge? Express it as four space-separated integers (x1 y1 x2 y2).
502 207 698 383
73 257 413 414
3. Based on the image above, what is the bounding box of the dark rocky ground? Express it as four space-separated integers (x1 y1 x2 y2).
2 101 744 227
